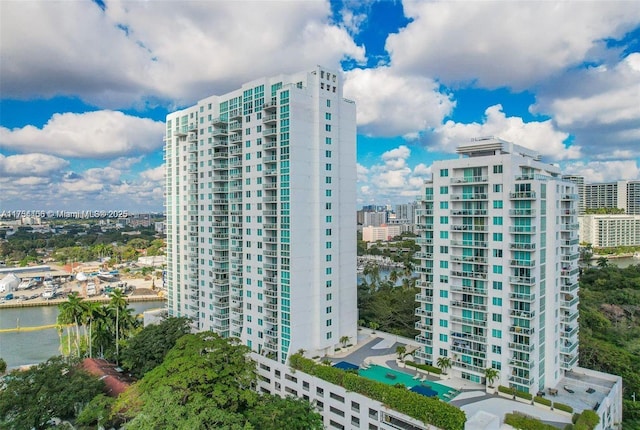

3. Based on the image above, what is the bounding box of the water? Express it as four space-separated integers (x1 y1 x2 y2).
0 301 166 370
583 256 639 269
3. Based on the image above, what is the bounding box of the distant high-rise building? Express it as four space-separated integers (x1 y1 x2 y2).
562 175 585 214
395 202 417 224
584 180 640 214
363 211 387 227
579 214 640 247
415 137 580 394
164 66 357 362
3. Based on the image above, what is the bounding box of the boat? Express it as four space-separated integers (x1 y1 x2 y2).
42 286 57 299
18 278 38 290
97 270 119 282
86 282 97 297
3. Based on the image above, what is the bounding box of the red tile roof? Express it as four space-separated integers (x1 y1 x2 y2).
81 358 132 397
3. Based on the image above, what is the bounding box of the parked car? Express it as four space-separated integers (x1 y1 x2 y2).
4 293 14 301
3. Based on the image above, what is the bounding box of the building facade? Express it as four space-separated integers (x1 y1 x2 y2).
579 214 640 248
415 138 580 394
164 66 357 362
584 180 640 215
562 175 585 215
362 224 405 242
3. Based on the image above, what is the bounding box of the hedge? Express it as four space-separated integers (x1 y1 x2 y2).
504 412 558 430
290 354 465 430
553 402 574 413
574 410 599 430
498 385 515 395
534 395 552 406
515 390 533 400
404 360 442 375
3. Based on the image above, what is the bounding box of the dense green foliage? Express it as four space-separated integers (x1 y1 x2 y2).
534 395 552 406
578 263 640 429
553 402 573 413
114 333 323 429
0 358 6 374
120 316 191 378
584 208 625 215
75 394 116 429
358 265 419 338
405 360 442 375
0 225 163 265
57 291 140 361
289 353 466 430
0 357 104 430
504 412 559 430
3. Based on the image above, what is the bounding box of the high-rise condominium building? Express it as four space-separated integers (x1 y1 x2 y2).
164 66 357 363
562 175 585 214
584 180 640 214
415 137 580 394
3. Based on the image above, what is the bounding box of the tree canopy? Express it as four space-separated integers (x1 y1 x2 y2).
114 332 322 429
0 357 103 430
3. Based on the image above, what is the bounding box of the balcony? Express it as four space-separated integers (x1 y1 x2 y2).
415 321 430 331
450 193 488 201
451 255 488 264
509 226 536 234
509 209 536 216
450 176 488 184
509 259 536 267
451 300 487 312
451 209 487 216
415 335 432 346
509 276 536 285
510 309 535 319
508 375 534 386
450 270 488 280
413 350 432 362
451 315 487 327
451 240 488 248
452 345 486 359
560 342 578 354
509 191 536 199
415 307 433 317
509 242 536 251
451 224 487 232
508 342 534 352
509 326 535 335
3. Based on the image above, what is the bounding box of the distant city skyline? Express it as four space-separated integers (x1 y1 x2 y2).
1 1 639 211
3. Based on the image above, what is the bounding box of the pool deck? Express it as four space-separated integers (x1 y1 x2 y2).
325 328 572 429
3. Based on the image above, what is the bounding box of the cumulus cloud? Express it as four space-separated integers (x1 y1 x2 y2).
344 67 455 136
0 111 165 158
424 105 577 161
0 1 364 107
140 165 165 182
386 2 640 89
562 160 640 183
532 53 640 158
357 145 432 204
0 153 69 177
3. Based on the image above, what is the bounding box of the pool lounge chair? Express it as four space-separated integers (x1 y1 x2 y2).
564 385 575 394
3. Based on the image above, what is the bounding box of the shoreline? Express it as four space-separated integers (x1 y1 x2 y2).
0 294 166 309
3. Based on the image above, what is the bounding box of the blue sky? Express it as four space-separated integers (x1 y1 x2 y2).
1 1 639 212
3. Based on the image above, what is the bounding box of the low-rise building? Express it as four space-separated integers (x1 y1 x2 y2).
579 214 640 248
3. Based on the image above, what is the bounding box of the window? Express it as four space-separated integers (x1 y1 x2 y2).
440 261 449 269
492 345 502 354
493 200 503 209
493 216 503 225
440 290 448 298
492 265 503 274
493 184 502 192
492 313 502 322
440 304 448 313
325 150 332 158
440 246 449 253
492 281 503 290
440 201 449 209
440 216 449 224
325 124 332 132
326 137 332 145
440 231 449 239
493 249 503 258
439 333 448 342
493 233 503 241
492 329 502 338
325 163 332 171
440 186 449 194
325 112 332 120
440 169 449 177
493 165 503 173
492 297 502 306
439 319 448 327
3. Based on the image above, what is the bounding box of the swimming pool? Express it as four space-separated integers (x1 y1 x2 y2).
358 364 459 401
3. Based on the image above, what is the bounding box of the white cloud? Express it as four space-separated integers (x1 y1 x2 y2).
140 165 165 182
344 66 455 136
532 53 640 157
357 145 432 204
562 160 640 183
426 105 577 161
0 111 164 158
0 1 364 107
386 1 640 89
0 153 69 177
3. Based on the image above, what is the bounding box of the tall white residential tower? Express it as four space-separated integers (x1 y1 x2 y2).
415 138 580 394
164 66 357 362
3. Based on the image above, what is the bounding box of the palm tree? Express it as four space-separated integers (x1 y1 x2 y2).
108 290 127 364
436 356 452 375
83 301 105 358
58 293 86 356
389 270 399 285
484 367 499 388
339 336 351 348
396 346 406 360
596 257 608 268
368 321 379 333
